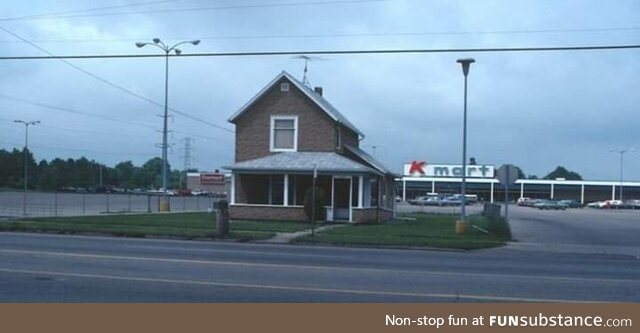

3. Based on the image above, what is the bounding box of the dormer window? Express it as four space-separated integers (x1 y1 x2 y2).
270 115 298 152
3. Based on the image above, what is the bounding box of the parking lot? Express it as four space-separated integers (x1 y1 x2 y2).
397 201 640 254
0 191 220 217
508 205 640 247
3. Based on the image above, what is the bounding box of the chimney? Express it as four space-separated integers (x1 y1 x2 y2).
314 86 323 96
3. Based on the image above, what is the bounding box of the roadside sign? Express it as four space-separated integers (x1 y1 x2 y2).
497 164 518 186
497 164 518 222
200 173 225 185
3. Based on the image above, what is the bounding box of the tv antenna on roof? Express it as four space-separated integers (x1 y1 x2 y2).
292 55 329 87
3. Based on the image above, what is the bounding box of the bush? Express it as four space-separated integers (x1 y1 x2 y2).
303 186 325 221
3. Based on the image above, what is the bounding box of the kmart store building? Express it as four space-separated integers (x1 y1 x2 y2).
399 161 640 203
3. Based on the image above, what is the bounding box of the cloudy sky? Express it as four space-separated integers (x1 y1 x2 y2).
0 0 638 181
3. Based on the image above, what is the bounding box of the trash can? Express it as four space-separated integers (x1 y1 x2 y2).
216 200 229 237
483 203 502 221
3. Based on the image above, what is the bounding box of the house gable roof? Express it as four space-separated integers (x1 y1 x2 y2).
228 71 365 138
343 144 399 177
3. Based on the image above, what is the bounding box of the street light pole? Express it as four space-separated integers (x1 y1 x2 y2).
14 120 40 216
610 148 636 201
136 38 200 211
456 58 475 234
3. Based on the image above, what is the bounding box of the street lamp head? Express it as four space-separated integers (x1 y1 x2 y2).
153 38 161 44
457 58 475 76
135 42 146 48
191 40 201 45
174 49 182 55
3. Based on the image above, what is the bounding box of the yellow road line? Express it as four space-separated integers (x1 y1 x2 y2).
1 248 638 285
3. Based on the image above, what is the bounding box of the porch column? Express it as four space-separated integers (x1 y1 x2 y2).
230 174 236 204
358 175 364 208
550 183 555 199
520 182 524 199
331 176 335 209
283 174 289 206
378 178 383 207
402 179 406 202
580 184 585 204
490 181 494 203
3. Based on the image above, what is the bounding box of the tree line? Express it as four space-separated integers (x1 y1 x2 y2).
0 148 196 191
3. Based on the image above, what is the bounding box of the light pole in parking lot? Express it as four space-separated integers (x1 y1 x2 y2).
456 58 475 234
135 38 200 211
610 148 636 201
14 120 40 216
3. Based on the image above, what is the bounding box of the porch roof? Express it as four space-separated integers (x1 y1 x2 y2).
224 152 381 175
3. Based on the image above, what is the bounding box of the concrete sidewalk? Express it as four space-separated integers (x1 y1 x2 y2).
259 224 344 244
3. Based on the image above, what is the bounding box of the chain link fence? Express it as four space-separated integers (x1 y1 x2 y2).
0 191 222 218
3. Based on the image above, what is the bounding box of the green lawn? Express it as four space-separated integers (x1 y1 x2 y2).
0 213 312 241
293 214 510 250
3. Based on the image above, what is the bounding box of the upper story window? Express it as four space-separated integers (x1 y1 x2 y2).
270 115 298 152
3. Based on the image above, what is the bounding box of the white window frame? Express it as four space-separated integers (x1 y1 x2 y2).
270 115 298 152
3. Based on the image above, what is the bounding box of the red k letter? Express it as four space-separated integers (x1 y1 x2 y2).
409 161 426 175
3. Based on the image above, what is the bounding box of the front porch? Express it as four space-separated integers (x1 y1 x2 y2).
230 173 395 223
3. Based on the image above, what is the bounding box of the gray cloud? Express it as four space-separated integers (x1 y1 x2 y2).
0 0 638 180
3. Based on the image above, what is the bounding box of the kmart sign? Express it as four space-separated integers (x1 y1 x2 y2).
403 161 494 178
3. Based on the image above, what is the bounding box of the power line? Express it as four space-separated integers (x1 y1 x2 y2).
0 0 180 22
0 26 235 134
0 95 233 143
0 0 388 22
0 93 158 131
1 44 638 61
3 26 639 44
0 117 156 139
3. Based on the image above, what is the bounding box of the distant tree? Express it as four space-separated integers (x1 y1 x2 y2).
114 161 136 188
469 157 477 165
527 174 539 179
543 166 583 180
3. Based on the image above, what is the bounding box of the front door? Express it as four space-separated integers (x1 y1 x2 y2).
333 177 351 221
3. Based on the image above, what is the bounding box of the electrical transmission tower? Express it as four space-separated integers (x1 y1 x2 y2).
180 137 195 171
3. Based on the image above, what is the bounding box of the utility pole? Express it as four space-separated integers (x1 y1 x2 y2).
14 120 40 216
456 58 475 234
610 148 636 200
136 38 200 211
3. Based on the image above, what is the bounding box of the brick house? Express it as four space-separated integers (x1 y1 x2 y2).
225 71 397 223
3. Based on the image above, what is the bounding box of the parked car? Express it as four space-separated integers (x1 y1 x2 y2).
440 196 464 206
558 199 583 208
517 197 532 206
587 201 607 209
533 200 568 210
588 200 628 209
177 189 193 196
626 200 640 210
409 196 436 206
519 198 543 207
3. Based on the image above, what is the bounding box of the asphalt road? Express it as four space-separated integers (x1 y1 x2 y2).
0 232 638 302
